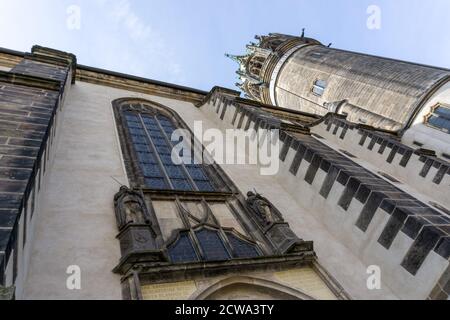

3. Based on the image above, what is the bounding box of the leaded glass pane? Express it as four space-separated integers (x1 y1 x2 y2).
129 127 146 135
186 165 208 180
171 179 193 191
134 145 149 153
435 106 450 119
125 114 139 122
126 121 141 129
429 115 450 132
142 116 157 125
196 229 230 261
131 135 147 145
160 154 175 165
144 178 168 190
145 123 160 131
155 144 171 155
151 137 167 147
194 181 215 192
137 152 157 164
227 233 260 259
124 110 217 192
168 232 199 263
141 164 164 178
165 165 186 179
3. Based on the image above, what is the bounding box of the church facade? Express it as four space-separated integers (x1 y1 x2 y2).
0 32 449 300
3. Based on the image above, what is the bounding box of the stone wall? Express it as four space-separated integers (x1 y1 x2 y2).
0 47 74 295
201 91 449 300
273 45 450 132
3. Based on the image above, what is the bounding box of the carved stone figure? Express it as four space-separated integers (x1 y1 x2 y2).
114 186 151 230
245 190 311 255
246 191 282 226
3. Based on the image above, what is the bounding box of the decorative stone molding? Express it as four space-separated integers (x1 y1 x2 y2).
0 286 14 300
113 186 165 275
312 114 450 208
245 191 312 254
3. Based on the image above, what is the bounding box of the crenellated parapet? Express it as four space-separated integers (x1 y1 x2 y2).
199 89 450 300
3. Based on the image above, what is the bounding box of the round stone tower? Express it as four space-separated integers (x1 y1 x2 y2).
227 32 450 132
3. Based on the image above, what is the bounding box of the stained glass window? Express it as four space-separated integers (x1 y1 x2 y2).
124 111 216 191
168 228 260 264
168 232 199 264
195 229 230 261
226 232 260 259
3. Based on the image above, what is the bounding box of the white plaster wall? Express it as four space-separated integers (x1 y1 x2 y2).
14 90 68 298
23 80 437 300
20 82 224 299
200 98 449 299
403 81 450 157
199 101 399 300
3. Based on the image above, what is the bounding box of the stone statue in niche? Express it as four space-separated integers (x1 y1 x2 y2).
113 186 165 275
114 186 151 230
246 191 283 226
245 190 311 255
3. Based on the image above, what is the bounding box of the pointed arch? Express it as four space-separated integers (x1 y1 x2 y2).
112 97 232 192
164 224 262 264
189 276 316 300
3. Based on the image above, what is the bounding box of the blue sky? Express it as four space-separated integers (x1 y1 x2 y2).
0 0 449 91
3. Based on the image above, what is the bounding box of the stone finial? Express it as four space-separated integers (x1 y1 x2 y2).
225 53 248 66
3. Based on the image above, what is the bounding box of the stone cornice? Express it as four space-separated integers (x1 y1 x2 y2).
195 86 240 107
77 67 207 104
132 251 316 284
0 47 208 104
0 50 23 68
0 70 61 91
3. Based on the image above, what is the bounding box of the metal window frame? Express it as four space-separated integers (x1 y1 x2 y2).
311 79 327 97
425 102 450 134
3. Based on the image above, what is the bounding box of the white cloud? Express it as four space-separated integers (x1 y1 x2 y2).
94 0 184 82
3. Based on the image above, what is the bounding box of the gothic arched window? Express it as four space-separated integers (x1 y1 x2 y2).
113 99 231 192
167 227 261 264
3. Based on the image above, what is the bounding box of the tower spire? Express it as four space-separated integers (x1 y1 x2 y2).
225 53 248 65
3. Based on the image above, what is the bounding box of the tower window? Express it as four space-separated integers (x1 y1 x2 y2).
425 103 450 134
312 79 327 97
